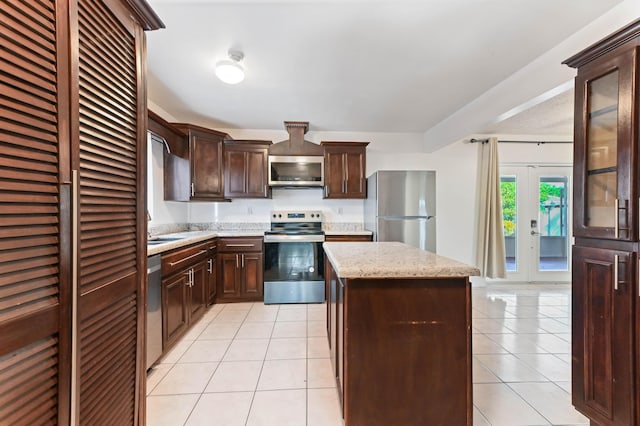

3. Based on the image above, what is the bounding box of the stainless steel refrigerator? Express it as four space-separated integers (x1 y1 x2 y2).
364 170 436 252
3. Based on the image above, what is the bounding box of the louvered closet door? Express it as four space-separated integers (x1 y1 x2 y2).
74 0 144 424
0 1 70 425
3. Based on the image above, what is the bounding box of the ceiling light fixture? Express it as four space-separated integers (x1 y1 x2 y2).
215 50 245 84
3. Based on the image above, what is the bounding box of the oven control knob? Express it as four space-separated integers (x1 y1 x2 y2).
311 214 315 218
272 214 276 218
278 214 282 218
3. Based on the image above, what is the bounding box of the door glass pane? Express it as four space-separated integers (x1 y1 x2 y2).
501 176 517 272
538 176 569 271
586 70 618 228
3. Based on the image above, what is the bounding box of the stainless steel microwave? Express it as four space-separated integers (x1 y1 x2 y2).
268 155 324 187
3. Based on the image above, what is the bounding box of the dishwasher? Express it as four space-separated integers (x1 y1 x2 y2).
146 254 162 369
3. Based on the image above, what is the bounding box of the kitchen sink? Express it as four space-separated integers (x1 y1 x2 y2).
147 236 185 245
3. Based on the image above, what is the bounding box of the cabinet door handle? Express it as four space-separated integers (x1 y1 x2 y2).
236 254 239 268
614 198 619 238
168 250 208 267
191 182 195 197
614 254 619 291
208 258 213 273
264 184 268 197
324 185 328 198
241 254 245 268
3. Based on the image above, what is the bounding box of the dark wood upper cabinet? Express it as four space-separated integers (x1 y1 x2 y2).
321 142 369 199
165 123 229 201
0 0 162 425
224 140 272 198
148 110 187 156
564 18 640 426
568 49 637 241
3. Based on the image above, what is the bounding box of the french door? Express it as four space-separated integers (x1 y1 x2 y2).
500 165 572 282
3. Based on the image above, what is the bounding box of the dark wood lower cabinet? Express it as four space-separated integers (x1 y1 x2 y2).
572 245 635 425
219 253 243 299
161 242 210 350
325 257 472 425
216 238 264 302
189 261 208 320
163 272 189 346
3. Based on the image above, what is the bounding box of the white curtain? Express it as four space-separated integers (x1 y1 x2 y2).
476 137 507 278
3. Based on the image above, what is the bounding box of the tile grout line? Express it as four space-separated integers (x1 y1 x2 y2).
244 302 279 426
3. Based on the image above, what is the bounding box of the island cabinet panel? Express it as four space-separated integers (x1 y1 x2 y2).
572 245 634 425
325 259 472 426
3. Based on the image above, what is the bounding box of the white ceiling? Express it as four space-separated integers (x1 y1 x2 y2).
145 0 622 146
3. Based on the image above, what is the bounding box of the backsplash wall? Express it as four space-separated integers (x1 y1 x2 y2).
188 188 364 225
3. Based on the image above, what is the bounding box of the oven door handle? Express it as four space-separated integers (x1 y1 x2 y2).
264 234 325 243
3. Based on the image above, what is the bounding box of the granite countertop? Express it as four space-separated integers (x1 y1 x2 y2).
147 230 264 256
323 241 480 278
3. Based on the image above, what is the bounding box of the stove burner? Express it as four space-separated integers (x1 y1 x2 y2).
268 210 323 235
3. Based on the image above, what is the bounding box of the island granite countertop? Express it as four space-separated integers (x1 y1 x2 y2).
323 241 480 278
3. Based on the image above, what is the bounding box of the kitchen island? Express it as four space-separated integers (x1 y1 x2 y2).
323 242 480 426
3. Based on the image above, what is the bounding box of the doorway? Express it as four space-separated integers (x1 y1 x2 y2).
500 165 572 282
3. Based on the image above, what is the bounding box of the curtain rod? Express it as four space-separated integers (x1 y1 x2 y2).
469 138 572 146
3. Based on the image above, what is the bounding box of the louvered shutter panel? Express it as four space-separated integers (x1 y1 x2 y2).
76 0 142 423
0 0 68 424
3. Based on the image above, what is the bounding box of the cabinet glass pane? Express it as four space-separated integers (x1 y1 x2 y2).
586 70 618 228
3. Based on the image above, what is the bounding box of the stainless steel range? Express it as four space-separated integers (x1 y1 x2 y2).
263 210 325 304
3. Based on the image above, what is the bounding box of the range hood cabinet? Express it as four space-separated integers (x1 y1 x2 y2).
268 121 324 188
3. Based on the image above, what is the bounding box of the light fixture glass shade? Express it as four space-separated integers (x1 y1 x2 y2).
215 60 244 84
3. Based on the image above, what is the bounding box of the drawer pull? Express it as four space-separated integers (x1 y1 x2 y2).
226 244 256 248
614 254 619 291
168 249 207 267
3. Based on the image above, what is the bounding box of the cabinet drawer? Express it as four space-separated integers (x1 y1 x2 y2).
218 237 263 253
162 242 209 277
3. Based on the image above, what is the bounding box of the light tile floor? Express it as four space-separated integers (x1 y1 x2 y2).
147 283 588 426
